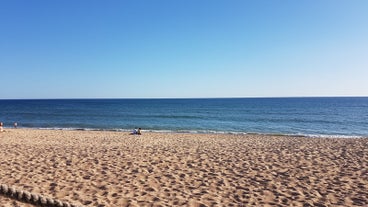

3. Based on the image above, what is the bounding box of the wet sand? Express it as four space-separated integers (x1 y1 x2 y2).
0 129 367 206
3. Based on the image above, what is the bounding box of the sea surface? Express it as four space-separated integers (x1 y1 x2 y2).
0 97 367 137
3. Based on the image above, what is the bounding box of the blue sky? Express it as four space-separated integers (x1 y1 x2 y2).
0 0 367 99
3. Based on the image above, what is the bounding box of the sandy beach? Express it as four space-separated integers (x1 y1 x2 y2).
0 129 367 206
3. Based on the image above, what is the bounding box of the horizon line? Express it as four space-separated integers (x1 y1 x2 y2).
0 95 367 100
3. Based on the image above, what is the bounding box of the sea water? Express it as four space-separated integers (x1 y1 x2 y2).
0 97 367 137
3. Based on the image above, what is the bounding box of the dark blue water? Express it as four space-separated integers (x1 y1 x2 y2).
0 98 367 137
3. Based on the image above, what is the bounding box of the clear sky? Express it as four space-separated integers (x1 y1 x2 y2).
0 0 367 99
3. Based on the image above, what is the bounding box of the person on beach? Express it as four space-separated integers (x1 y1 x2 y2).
130 128 138 135
14 122 17 128
137 128 142 135
0 122 3 132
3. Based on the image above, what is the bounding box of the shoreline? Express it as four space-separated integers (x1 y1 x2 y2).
1 129 367 206
1 127 366 139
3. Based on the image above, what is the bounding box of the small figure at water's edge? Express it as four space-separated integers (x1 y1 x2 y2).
0 122 4 132
137 128 142 135
130 127 142 135
130 128 138 135
14 122 17 128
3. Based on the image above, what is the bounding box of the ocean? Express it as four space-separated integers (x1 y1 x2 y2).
0 97 367 137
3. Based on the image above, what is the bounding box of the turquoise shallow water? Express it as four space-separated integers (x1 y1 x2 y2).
0 97 367 137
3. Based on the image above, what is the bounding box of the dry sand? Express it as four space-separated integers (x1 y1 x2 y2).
0 129 367 207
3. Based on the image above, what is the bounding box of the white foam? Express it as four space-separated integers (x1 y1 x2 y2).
300 134 364 139
10 127 367 138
